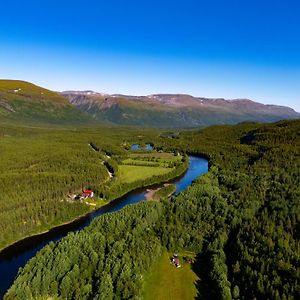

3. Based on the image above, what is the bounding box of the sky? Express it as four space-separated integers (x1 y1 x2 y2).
0 0 299 111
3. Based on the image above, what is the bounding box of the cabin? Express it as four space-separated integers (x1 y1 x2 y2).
81 190 94 199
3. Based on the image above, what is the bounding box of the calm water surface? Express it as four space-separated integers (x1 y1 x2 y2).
130 143 153 150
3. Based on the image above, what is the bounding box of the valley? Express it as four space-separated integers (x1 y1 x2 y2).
2 118 299 299
2 1 299 299
0 80 299 300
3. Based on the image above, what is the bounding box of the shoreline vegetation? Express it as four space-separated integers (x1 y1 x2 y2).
0 211 91 254
0 150 189 254
145 183 177 201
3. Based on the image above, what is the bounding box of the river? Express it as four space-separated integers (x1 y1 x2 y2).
0 155 208 298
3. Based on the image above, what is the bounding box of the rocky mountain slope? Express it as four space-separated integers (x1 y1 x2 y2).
62 91 300 128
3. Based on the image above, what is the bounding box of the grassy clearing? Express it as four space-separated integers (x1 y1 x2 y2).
117 151 183 184
118 165 172 184
142 251 199 300
99 151 188 201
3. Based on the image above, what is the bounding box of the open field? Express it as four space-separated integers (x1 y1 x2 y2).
117 165 172 184
97 150 188 202
116 152 184 184
142 251 199 300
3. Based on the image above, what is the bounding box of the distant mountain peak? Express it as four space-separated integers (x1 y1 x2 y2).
61 90 108 96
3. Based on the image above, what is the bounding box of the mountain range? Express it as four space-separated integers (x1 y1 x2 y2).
0 80 299 127
62 90 300 128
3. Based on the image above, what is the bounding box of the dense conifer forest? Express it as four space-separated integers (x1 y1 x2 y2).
0 124 186 250
4 119 300 299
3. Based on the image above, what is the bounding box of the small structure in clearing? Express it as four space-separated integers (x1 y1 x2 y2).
81 189 94 199
68 189 94 202
171 254 181 268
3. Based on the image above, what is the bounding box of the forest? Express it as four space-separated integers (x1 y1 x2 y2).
3 119 300 299
0 124 186 250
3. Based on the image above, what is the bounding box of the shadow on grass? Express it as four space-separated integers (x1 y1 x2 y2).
191 251 219 300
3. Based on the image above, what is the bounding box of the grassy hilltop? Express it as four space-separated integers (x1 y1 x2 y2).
0 80 91 125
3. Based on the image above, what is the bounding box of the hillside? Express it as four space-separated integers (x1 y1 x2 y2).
0 80 91 125
62 91 300 128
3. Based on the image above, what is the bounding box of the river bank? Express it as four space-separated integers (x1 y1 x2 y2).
145 184 176 201
145 187 161 200
0 154 188 254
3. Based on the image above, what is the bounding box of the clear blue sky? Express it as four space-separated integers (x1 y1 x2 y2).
0 0 299 111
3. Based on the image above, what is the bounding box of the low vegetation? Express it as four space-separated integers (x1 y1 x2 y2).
5 119 299 299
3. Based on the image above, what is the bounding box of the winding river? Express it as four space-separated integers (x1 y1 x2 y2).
0 155 208 298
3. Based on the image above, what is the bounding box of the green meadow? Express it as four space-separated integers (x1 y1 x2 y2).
142 251 199 300
118 165 172 183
